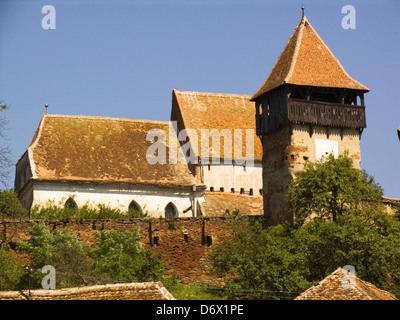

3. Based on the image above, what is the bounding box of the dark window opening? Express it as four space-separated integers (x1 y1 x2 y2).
344 94 358 105
65 198 78 211
249 188 253 196
310 91 338 103
240 188 244 194
210 187 214 192
128 200 141 213
231 188 235 193
165 202 178 219
220 187 224 192
206 235 212 246
291 90 303 99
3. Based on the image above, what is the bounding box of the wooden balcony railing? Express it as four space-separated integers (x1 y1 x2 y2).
287 99 366 129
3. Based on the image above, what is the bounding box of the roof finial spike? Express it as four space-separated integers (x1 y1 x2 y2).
45 103 48 115
301 4 305 17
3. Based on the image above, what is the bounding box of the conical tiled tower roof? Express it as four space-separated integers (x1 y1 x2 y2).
251 15 369 101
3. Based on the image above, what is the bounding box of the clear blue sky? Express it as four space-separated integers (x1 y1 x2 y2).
0 0 399 197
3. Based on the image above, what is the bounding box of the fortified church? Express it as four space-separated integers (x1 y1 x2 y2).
14 12 369 224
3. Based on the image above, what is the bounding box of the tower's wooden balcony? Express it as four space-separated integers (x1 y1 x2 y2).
287 98 366 129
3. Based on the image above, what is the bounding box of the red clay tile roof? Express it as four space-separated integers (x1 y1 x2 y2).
295 267 397 300
0 282 175 300
200 191 263 216
171 90 262 162
251 15 369 100
27 114 201 188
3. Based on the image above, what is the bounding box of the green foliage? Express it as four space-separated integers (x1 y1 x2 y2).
210 210 400 299
0 189 28 220
92 229 165 283
286 153 383 225
0 246 24 291
15 222 166 290
210 219 312 299
393 201 400 221
30 201 148 220
163 276 227 300
17 222 94 288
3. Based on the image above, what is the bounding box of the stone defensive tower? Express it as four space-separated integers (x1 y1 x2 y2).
251 12 369 225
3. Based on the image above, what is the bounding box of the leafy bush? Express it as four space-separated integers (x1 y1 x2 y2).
164 277 227 300
0 189 28 220
17 222 95 288
30 201 148 220
92 229 165 283
16 222 165 289
0 246 24 290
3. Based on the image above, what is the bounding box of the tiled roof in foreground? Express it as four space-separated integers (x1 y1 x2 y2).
200 191 263 216
295 267 397 300
26 114 201 188
0 282 175 300
251 15 369 100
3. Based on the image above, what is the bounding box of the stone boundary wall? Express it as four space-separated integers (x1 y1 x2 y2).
0 216 264 284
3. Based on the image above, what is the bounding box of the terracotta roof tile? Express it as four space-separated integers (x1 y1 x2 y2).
172 90 262 162
27 114 201 188
0 282 175 300
251 15 369 100
295 267 397 300
200 191 263 216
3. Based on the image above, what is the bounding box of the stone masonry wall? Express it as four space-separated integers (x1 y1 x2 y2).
1 217 261 285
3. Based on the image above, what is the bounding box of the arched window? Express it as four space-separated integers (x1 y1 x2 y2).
65 197 78 211
128 200 141 213
165 202 178 219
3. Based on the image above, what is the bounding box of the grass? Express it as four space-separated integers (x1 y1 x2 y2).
163 277 228 300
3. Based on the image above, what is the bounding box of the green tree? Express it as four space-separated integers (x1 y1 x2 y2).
0 246 24 291
0 189 28 220
210 218 312 300
286 153 383 225
93 229 165 283
17 222 96 288
210 210 400 299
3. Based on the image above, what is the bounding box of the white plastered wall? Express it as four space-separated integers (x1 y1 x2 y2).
291 124 361 172
30 181 203 218
201 161 262 194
